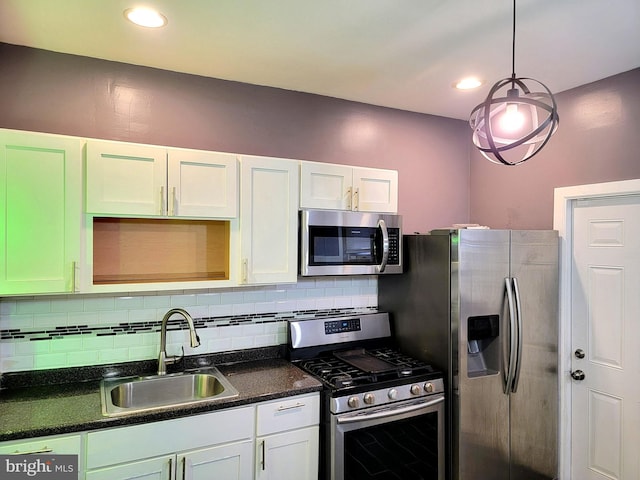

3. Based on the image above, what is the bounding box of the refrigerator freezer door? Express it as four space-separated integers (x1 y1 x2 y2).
508 230 559 479
457 229 511 480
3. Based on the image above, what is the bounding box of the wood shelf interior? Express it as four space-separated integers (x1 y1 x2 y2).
93 217 230 284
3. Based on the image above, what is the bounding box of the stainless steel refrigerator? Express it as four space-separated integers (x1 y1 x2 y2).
378 229 559 480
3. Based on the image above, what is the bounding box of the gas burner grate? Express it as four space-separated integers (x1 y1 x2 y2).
298 347 436 390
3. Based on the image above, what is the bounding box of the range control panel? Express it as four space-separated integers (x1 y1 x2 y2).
288 312 391 349
325 318 361 335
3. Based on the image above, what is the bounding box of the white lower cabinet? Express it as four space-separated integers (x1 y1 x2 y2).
179 441 253 480
85 406 254 480
0 433 83 478
85 441 253 480
85 454 173 480
255 393 320 480
256 426 319 480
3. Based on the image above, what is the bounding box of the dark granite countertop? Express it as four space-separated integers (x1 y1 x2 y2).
0 347 322 442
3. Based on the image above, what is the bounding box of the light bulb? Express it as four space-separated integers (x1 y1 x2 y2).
124 8 167 28
500 103 525 132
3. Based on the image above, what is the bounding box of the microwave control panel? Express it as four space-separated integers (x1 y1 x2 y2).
388 228 400 265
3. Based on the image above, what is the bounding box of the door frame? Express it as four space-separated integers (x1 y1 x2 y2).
553 178 640 480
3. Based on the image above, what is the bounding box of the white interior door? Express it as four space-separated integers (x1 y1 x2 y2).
571 194 640 479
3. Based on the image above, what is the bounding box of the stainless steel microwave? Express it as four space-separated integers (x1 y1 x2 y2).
299 209 403 276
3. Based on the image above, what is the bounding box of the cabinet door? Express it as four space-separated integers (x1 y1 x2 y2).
167 148 238 218
352 167 398 213
256 426 319 480
0 129 82 295
86 455 173 480
299 161 353 210
240 156 299 284
179 440 253 480
86 139 167 215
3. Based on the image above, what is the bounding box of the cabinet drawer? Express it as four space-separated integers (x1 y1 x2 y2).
256 393 319 436
86 405 254 469
0 434 82 455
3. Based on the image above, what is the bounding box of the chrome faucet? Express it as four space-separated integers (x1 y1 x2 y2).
157 308 201 375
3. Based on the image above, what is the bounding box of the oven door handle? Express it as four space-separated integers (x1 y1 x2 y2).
337 395 444 424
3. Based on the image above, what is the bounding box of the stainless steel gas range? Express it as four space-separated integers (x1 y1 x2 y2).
288 312 445 480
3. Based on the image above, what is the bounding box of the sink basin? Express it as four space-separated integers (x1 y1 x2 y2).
100 367 239 416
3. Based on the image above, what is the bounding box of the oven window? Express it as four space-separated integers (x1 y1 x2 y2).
344 411 440 480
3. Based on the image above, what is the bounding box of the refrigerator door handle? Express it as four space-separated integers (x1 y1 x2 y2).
504 277 518 394
511 277 523 393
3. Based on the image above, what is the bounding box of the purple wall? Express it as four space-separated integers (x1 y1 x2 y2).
0 43 469 235
2 43 639 233
469 68 640 229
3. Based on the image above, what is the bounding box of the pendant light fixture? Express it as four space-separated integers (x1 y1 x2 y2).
469 0 559 166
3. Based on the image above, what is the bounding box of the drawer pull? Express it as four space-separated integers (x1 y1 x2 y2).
277 402 305 412
13 447 53 455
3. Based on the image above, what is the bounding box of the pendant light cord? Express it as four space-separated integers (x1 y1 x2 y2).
511 0 516 81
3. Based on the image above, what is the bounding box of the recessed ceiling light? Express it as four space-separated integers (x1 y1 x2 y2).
455 77 483 90
124 7 168 28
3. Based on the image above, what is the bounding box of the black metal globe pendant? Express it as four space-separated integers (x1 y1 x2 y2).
469 0 559 166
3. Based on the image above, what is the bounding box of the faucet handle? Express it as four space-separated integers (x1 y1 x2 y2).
166 346 185 366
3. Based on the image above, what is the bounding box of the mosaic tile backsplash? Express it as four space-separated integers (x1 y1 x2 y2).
0 277 377 373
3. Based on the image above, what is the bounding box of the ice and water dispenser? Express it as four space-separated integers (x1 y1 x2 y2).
467 315 500 377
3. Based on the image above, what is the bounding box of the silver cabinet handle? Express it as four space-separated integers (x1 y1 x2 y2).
170 186 176 216
241 258 248 283
575 348 585 359
160 185 166 215
276 402 305 412
346 186 352 210
72 260 79 292
353 187 359 211
12 447 53 455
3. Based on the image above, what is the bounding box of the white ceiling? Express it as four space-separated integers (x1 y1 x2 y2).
1 0 639 120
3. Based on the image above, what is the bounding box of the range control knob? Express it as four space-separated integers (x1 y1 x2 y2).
363 393 375 405
424 382 434 393
347 396 360 408
388 388 398 400
410 384 421 395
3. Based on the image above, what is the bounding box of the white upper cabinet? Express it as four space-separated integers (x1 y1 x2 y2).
0 129 82 295
299 162 353 210
86 140 166 216
300 161 398 213
167 148 238 218
86 139 238 218
240 155 299 284
353 166 398 213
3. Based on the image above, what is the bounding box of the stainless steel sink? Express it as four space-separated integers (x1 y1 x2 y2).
100 367 239 416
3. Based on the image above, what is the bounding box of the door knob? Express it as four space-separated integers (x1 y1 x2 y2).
571 370 585 381
574 349 585 359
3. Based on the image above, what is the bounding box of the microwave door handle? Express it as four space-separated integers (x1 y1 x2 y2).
376 219 389 273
